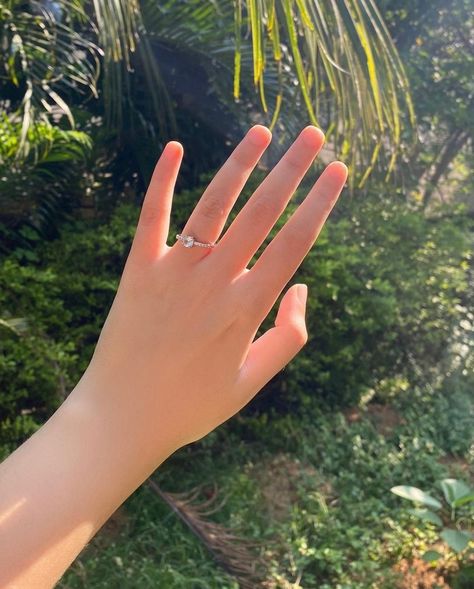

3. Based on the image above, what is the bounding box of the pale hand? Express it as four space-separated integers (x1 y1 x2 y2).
0 125 347 587
76 124 348 457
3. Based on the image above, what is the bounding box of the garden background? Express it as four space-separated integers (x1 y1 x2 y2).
0 1 473 587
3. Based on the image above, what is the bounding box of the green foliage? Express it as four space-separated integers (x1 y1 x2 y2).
379 0 473 203
0 204 137 453
57 382 473 587
0 115 92 247
0 0 415 184
263 192 472 409
391 478 474 562
0 0 102 156
1 183 471 458
395 377 474 457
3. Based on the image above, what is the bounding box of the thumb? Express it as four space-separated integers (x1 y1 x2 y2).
234 283 308 406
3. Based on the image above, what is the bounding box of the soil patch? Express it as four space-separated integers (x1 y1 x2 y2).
250 452 335 523
344 403 405 435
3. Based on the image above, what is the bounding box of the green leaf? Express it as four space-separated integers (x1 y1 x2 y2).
408 508 443 527
422 550 443 562
440 479 473 507
440 529 472 554
391 486 442 510
453 493 474 508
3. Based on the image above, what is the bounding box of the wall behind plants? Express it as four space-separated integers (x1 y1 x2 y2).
1 183 471 456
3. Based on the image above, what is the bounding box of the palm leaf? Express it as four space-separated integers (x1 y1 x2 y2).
0 316 29 336
0 114 92 238
146 478 268 588
0 1 102 158
138 0 415 185
1 0 416 186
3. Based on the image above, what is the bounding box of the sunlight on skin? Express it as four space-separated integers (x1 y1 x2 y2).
14 521 95 589
0 125 348 586
0 498 26 527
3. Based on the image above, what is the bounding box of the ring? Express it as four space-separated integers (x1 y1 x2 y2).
176 234 216 249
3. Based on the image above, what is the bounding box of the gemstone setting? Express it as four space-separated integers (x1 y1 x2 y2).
183 236 195 248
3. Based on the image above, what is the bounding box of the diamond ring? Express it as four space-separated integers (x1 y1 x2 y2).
176 234 216 249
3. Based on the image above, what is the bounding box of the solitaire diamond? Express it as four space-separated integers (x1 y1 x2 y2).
176 233 215 249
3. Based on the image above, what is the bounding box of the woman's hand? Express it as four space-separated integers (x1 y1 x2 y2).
0 125 347 587
76 124 348 456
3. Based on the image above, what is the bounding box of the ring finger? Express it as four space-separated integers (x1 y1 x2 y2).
171 125 272 260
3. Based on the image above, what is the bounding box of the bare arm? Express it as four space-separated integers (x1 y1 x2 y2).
0 125 347 587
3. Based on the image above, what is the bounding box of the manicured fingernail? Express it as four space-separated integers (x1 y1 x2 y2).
297 284 308 305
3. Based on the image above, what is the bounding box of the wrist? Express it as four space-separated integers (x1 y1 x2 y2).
0 370 175 587
64 369 177 486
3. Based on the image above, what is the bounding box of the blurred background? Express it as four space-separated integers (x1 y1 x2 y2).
0 1 473 587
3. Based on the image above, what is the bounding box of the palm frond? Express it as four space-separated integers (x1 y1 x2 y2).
139 0 415 185
1 0 416 186
147 478 268 588
0 316 29 336
0 1 102 158
236 0 417 186
0 114 92 237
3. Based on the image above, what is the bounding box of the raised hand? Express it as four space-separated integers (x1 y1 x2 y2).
78 124 348 455
0 125 347 587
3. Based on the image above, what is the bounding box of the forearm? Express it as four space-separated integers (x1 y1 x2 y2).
0 124 346 587
0 372 172 588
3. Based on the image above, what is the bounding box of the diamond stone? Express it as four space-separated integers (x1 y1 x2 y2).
183 236 195 248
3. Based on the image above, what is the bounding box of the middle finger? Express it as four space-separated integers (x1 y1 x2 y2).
211 126 325 276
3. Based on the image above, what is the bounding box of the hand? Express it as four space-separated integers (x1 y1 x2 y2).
0 126 347 587
75 125 348 457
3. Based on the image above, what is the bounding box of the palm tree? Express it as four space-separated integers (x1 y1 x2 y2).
1 0 416 187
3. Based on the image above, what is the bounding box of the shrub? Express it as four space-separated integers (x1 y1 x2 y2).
0 185 471 455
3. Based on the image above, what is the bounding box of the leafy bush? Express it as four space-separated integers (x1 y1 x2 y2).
0 115 92 249
391 479 474 562
0 204 137 454
256 192 472 410
1 183 472 455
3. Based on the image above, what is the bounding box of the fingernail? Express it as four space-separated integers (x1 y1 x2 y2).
248 125 271 146
297 284 308 305
302 126 324 148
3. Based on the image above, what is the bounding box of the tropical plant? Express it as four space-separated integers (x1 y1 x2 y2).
391 479 474 563
380 0 474 207
1 0 416 186
0 0 101 155
0 114 92 244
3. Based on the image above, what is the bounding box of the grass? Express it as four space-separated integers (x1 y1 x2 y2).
58 384 473 588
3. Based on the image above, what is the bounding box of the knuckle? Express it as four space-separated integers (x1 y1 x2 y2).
199 193 226 221
284 227 308 252
232 149 254 170
285 153 304 172
140 204 162 227
250 195 277 224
